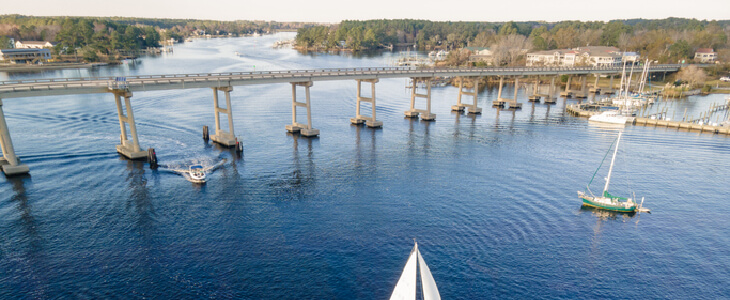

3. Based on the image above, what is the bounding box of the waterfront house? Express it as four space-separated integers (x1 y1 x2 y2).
15 40 57 49
694 48 717 63
0 48 52 63
622 51 640 64
465 47 493 64
526 46 623 67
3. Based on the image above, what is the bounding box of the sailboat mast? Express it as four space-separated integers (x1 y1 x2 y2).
625 64 635 99
619 63 627 96
603 131 622 194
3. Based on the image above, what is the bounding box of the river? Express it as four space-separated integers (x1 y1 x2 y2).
1 32 729 299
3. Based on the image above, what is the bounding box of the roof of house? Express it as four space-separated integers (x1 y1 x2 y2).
528 46 621 58
574 46 621 58
696 48 715 53
16 41 58 46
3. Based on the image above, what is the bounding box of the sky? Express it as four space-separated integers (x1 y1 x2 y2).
4 0 730 23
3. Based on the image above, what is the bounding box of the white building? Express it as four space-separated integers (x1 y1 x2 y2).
527 46 623 67
0 48 52 63
465 47 493 64
694 48 717 63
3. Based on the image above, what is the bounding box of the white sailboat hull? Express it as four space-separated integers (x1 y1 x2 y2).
589 111 629 124
390 243 441 300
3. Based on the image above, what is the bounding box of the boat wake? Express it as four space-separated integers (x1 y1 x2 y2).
158 157 227 183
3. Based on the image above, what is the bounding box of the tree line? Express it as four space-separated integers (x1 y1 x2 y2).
295 18 730 65
0 15 313 61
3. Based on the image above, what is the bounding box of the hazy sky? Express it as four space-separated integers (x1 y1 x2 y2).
5 0 729 23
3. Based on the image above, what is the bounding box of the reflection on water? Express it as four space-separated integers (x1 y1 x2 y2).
579 205 637 220
6 175 50 299
270 133 316 198
125 160 158 230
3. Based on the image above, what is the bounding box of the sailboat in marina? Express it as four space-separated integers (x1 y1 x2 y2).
578 131 650 213
390 242 441 300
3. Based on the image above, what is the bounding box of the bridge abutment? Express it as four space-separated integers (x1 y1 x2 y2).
0 99 30 175
211 86 238 147
405 77 435 121
286 82 319 137
351 79 382 128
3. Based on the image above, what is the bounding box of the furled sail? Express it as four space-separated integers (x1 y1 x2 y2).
389 244 418 300
418 249 441 300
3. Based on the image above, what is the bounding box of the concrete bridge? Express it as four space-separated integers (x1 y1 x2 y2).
0 64 681 175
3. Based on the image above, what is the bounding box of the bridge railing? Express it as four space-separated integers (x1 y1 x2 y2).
0 65 682 86
0 65 682 95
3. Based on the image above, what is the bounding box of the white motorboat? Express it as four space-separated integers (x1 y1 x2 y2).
589 110 630 124
188 165 207 183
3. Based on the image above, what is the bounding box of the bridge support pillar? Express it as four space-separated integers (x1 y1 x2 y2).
509 77 522 109
544 77 557 104
286 82 319 137
560 76 572 97
405 77 435 120
351 79 382 127
589 75 601 93
0 99 29 175
493 77 507 107
211 86 237 147
574 76 588 98
451 77 481 114
528 77 541 102
113 90 147 159
601 75 615 95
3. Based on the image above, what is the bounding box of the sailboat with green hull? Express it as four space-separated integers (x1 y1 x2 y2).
578 131 650 213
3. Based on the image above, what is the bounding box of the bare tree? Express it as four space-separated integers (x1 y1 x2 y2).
618 32 631 51
491 34 531 66
677 65 707 87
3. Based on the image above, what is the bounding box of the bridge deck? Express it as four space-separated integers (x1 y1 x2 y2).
0 65 680 99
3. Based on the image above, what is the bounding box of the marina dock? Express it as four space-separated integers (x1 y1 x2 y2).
567 103 730 135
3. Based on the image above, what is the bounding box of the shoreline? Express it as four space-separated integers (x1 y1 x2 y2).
0 62 110 72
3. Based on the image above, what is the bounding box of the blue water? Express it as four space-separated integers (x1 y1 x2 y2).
2 33 729 299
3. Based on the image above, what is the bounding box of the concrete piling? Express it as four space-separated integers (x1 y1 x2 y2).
493 77 506 107
351 79 382 127
113 90 147 159
286 82 319 137
405 77 435 121
451 77 481 113
210 86 237 147
0 98 30 175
